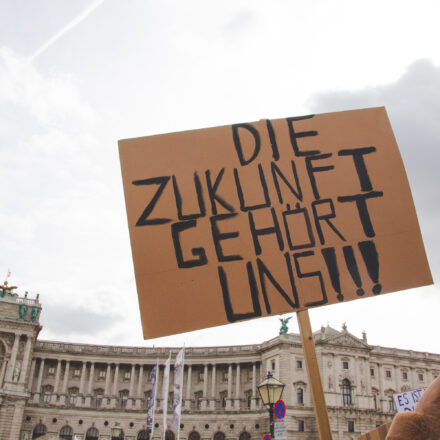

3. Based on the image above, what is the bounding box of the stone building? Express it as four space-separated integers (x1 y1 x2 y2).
1 285 439 440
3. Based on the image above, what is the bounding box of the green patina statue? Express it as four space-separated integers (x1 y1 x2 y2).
18 304 28 320
30 306 40 322
279 316 292 335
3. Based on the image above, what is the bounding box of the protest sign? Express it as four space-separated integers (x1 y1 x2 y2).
119 107 432 339
393 388 426 412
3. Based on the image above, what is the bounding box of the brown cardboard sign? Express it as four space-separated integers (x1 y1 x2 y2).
119 107 432 339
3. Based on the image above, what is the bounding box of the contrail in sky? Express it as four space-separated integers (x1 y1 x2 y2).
29 0 104 62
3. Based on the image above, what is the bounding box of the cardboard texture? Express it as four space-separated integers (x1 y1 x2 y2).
119 107 432 339
357 422 392 440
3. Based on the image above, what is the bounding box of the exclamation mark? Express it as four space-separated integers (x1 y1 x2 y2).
321 247 344 302
343 246 364 296
358 241 381 294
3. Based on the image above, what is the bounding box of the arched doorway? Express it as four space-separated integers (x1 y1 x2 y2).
188 431 200 440
239 432 251 440
137 430 149 440
85 427 99 440
213 432 225 440
32 424 47 439
60 426 73 440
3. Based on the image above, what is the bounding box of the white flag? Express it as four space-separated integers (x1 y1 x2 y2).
146 363 158 434
171 347 185 429
162 353 171 436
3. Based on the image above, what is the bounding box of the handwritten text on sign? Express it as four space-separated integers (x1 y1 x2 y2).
393 388 426 412
119 107 432 339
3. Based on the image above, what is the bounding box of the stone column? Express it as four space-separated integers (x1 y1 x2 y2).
5 333 20 382
111 364 120 407
104 364 112 396
136 365 144 409
210 364 216 410
33 359 45 403
235 363 241 409
78 361 87 406
128 364 136 409
0 359 8 388
185 365 192 409
201 364 208 410
59 360 70 405
85 362 95 407
251 362 257 410
226 364 232 410
377 363 384 411
19 336 33 384
27 358 37 392
51 360 62 404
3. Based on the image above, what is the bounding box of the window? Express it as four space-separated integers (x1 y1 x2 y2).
342 361 349 370
298 420 304 432
402 371 408 380
99 369 106 379
245 390 252 409
137 431 149 440
42 385 53 403
86 428 99 440
120 390 129 408
297 388 304 405
296 360 303 369
220 390 227 408
214 432 225 440
194 391 203 409
60 426 73 440
386 370 392 378
73 368 81 377
370 368 375 377
188 431 200 440
342 379 352 406
48 366 55 375
198 371 204 382
239 432 251 440
271 361 276 371
388 396 394 412
124 370 131 380
222 371 228 382
418 373 424 381
348 421 355 433
373 394 377 410
68 387 79 405
94 389 104 408
165 431 175 440
168 392 174 410
32 423 47 439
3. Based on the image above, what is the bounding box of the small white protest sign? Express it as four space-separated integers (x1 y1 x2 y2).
393 388 426 412
274 420 287 440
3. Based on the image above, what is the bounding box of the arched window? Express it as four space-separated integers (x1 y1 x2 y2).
342 379 352 406
112 429 125 440
165 430 175 440
86 427 99 440
32 424 47 439
239 432 251 440
137 430 149 440
297 388 304 405
188 431 200 440
214 432 225 440
60 426 73 440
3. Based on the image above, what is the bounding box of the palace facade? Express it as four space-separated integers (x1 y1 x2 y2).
1 287 439 440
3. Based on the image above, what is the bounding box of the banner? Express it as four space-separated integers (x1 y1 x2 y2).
162 353 171 435
119 107 432 339
146 364 158 434
171 347 185 429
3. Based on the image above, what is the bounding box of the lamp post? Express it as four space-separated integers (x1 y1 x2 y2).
257 372 285 437
111 422 122 439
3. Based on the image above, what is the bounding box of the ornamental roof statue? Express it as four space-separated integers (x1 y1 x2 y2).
0 280 18 298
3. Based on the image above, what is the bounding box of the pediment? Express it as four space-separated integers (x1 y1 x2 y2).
320 333 370 350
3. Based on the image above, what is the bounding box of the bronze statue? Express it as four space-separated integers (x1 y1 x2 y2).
279 316 292 335
0 280 18 298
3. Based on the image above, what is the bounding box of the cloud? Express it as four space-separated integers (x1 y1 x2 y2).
307 59 440 281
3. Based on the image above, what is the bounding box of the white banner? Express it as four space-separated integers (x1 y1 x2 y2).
171 347 185 429
146 364 158 434
162 354 171 435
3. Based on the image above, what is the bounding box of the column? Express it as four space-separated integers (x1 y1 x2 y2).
210 364 216 410
5 333 20 382
85 362 95 407
59 360 70 405
226 364 232 410
185 365 192 409
136 365 144 409
235 363 241 409
127 364 136 409
19 336 33 384
33 359 45 403
0 359 8 388
51 360 62 404
377 363 384 411
111 364 120 407
251 362 257 410
104 364 112 396
78 361 87 406
27 359 37 392
201 364 208 410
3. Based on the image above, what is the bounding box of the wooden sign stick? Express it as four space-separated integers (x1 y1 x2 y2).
297 309 333 440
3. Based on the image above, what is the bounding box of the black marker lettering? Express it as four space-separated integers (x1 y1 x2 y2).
282 203 315 250
234 164 270 212
305 153 334 200
210 213 243 263
337 191 384 237
172 172 206 221
271 161 302 204
132 176 171 226
286 115 320 157
205 169 235 215
171 220 207 268
311 199 346 245
266 119 280 161
338 146 376 191
248 208 284 256
232 123 261 166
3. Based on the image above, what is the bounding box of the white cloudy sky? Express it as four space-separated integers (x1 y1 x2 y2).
1 0 440 352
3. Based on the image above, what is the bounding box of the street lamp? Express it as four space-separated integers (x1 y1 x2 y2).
257 372 285 437
111 422 123 439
